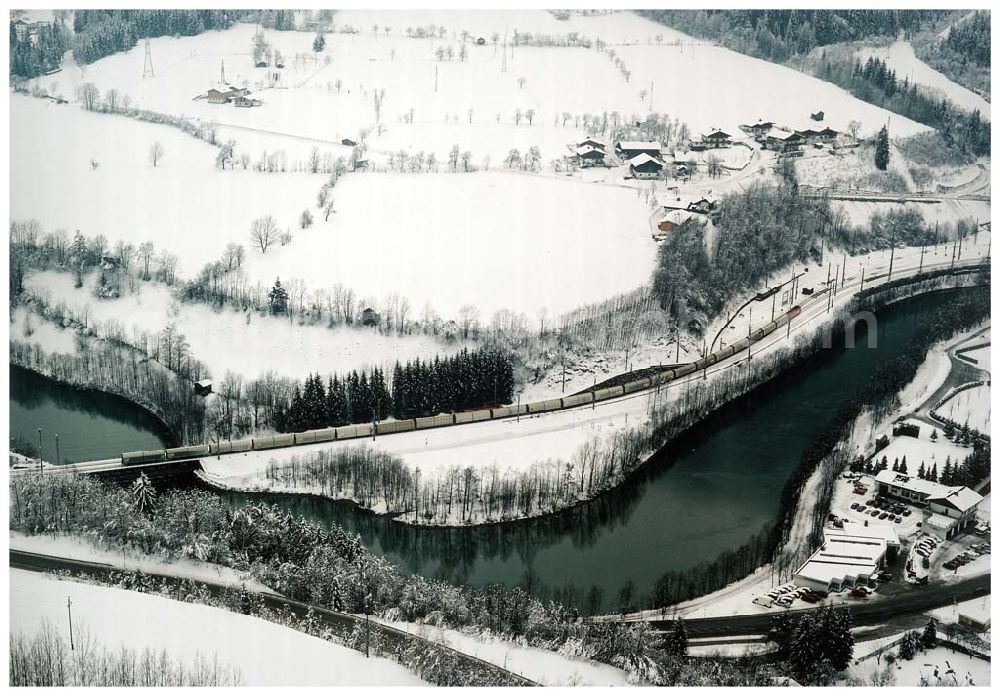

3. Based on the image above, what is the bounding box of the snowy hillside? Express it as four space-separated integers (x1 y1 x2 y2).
10 569 426 686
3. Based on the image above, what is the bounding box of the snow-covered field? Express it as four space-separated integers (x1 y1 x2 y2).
10 569 426 686
24 270 471 381
856 40 991 119
386 620 630 686
614 42 930 139
937 384 991 434
875 433 972 476
845 642 989 686
12 94 656 320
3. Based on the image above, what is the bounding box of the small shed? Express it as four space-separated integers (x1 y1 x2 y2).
656 209 693 234
360 307 381 327
233 94 262 108
958 604 991 632
476 36 486 45
811 110 825 121
342 138 357 147
195 379 213 396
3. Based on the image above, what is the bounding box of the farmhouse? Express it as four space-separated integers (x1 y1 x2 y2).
763 128 804 153
578 136 608 151
656 209 693 235
360 307 381 327
874 470 983 538
194 379 213 396
573 144 606 167
342 138 357 147
796 126 839 145
699 129 732 149
661 196 718 215
740 120 774 140
628 153 664 179
810 110 825 121
233 94 262 108
202 85 249 104
616 140 662 160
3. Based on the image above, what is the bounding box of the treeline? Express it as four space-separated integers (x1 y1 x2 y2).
10 473 782 685
73 10 238 65
914 12 990 99
392 349 514 418
276 369 391 432
638 9 941 64
816 55 989 157
9 16 68 79
651 183 949 334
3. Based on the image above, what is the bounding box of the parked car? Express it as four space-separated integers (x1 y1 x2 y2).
801 594 819 603
866 499 876 507
850 587 869 597
857 506 867 513
775 596 793 607
894 516 902 523
870 510 880 517
879 512 889 520
903 509 912 517
851 502 860 510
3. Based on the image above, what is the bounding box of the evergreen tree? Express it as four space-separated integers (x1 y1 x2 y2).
130 472 157 517
268 277 289 315
898 631 919 660
667 618 689 656
929 462 938 482
899 456 907 475
312 32 325 51
917 461 926 479
874 125 890 170
921 617 938 649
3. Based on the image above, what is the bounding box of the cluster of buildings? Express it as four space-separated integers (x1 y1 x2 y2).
197 85 262 108
874 470 984 540
792 469 984 593
567 138 668 179
739 114 841 155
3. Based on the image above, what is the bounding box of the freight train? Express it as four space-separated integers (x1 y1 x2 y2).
120 305 802 466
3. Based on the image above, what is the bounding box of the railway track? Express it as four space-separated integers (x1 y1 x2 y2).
17 256 988 478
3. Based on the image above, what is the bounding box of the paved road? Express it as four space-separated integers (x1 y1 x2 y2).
9 549 537 686
637 574 990 638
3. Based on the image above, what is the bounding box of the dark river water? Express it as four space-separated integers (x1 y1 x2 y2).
9 291 954 606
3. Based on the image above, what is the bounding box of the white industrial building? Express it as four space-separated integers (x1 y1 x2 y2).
793 526 891 593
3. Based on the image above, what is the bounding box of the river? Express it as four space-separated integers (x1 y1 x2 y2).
8 291 957 608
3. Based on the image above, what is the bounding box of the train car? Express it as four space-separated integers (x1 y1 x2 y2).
718 345 737 360
732 337 751 352
527 398 563 414
415 414 455 430
490 404 528 419
336 424 373 440
376 419 417 435
622 377 651 394
594 385 625 402
673 364 696 379
561 392 592 408
788 305 802 318
294 430 318 445
252 433 295 451
164 444 210 461
760 320 778 335
314 427 337 443
219 438 253 455
121 450 166 466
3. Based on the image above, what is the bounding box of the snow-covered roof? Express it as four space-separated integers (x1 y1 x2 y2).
617 140 662 152
794 533 886 585
195 379 213 388
628 153 663 167
702 130 731 139
764 128 802 141
874 470 950 497
924 511 959 532
574 145 605 157
578 137 607 148
839 521 900 547
927 487 983 514
660 209 693 226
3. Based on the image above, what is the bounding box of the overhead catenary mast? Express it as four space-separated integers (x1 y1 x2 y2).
142 38 154 78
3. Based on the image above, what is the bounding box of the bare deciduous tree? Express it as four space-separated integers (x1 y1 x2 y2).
250 215 279 254
149 142 164 167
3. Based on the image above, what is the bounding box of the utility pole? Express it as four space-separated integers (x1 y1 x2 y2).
434 64 438 92
919 245 925 273
747 305 752 361
143 38 154 78
841 254 846 286
67 597 75 650
37 428 43 470
860 266 865 292
516 394 520 422
649 81 654 111
771 291 777 321
887 226 896 282
54 433 60 467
